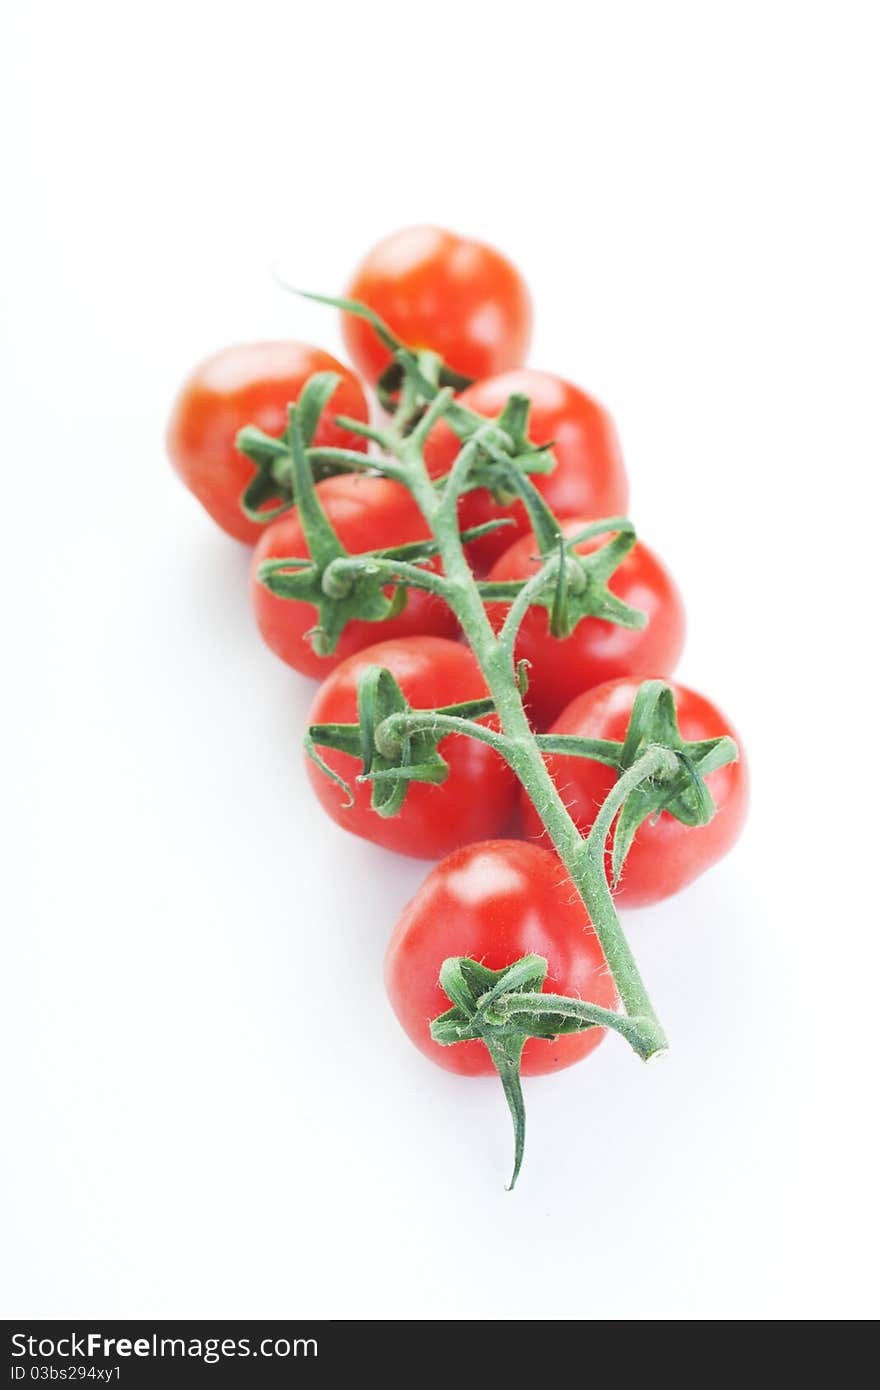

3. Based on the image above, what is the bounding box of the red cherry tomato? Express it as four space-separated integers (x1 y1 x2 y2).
342 226 532 385
385 840 616 1076
306 638 516 859
486 519 686 728
521 678 748 908
251 474 457 678
423 370 629 572
167 342 369 543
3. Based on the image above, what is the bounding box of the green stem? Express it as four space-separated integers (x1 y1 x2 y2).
491 994 660 1059
307 445 407 481
381 406 668 1055
572 745 675 1040
323 555 454 602
497 554 561 653
378 711 512 758
265 306 744 1186
534 734 622 766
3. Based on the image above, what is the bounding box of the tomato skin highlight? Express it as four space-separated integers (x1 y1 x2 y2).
250 474 457 678
385 840 616 1076
486 519 686 728
522 678 748 908
342 226 532 386
306 638 517 859
167 341 370 543
423 370 629 572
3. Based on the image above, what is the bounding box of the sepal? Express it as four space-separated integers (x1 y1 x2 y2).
533 520 647 636
429 953 630 1189
609 681 739 884
308 667 450 819
235 371 343 522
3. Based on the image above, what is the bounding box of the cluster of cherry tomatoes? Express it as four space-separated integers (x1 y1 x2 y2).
167 226 747 1112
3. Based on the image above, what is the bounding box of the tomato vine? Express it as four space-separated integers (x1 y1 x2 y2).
240 295 740 1187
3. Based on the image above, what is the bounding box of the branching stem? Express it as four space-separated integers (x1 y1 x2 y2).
372 392 669 1054
254 288 742 1187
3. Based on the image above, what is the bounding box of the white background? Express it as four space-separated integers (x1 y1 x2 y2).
3 1 878 1321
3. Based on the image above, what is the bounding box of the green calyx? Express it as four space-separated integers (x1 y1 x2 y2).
257 518 509 659
430 953 658 1189
236 371 361 523
257 546 405 660
481 516 647 638
440 391 556 504
605 680 739 884
431 954 546 1191
531 679 739 886
253 399 406 656
306 666 497 817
